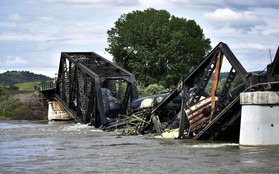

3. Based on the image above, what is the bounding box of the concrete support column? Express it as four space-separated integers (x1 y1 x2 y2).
240 91 279 145
48 101 72 121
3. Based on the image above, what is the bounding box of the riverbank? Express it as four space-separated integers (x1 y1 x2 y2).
0 91 47 120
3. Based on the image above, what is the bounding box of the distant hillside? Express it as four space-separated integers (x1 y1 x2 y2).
0 71 52 85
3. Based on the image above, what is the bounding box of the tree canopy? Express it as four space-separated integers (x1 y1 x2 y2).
106 8 211 87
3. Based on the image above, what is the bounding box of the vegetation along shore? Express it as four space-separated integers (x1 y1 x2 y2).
0 71 50 120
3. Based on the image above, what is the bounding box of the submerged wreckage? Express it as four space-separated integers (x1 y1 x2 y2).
101 42 279 142
42 42 279 143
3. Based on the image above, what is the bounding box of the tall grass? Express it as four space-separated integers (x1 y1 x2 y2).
0 98 22 119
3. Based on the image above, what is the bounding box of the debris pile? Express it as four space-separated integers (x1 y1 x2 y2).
101 42 279 141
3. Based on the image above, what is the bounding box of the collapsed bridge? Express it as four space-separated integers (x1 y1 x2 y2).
40 42 279 142
102 42 279 141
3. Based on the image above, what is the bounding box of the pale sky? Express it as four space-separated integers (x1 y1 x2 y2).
0 0 278 77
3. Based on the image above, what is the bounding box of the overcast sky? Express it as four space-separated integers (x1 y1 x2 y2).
0 0 278 77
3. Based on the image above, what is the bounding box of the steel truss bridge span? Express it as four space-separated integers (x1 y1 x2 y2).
55 52 138 127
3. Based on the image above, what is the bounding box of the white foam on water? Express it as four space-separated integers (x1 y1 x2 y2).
190 143 239 148
62 123 102 132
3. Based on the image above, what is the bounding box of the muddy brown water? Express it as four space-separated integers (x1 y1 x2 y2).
1 120 279 174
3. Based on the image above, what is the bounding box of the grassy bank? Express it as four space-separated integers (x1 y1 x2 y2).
0 92 48 120
15 81 41 91
0 98 29 119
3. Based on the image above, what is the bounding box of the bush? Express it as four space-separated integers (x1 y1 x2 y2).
142 83 168 96
0 85 5 96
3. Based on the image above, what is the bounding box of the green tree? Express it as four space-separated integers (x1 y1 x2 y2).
106 8 211 87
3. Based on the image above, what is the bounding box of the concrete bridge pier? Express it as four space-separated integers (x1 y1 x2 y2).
48 100 72 121
240 91 279 145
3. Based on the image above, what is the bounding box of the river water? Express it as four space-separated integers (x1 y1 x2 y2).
1 120 279 174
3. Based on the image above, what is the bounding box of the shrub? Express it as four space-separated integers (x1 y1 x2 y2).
143 83 168 96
